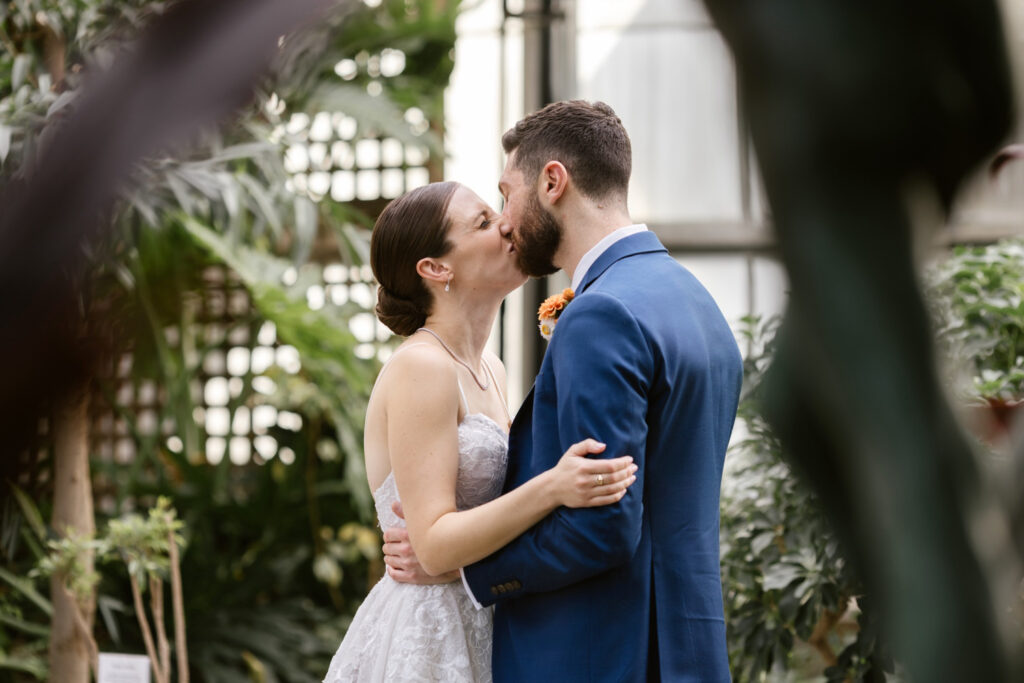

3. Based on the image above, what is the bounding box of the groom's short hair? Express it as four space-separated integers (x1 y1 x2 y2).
502 100 631 201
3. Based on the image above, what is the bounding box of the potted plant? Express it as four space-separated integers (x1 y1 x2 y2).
926 239 1024 439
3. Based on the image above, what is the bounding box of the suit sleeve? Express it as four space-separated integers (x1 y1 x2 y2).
462 292 652 605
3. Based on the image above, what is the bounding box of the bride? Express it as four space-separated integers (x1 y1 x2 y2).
323 181 638 682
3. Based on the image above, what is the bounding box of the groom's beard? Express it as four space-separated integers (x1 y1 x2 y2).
512 192 562 277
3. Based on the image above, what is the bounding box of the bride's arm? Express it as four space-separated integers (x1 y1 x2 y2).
388 347 636 577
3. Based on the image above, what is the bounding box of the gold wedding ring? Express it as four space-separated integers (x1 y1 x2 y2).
596 473 605 487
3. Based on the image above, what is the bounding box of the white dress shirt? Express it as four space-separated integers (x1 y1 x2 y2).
570 224 649 292
459 223 649 609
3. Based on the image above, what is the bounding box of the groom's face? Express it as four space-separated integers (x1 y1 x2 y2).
498 153 563 277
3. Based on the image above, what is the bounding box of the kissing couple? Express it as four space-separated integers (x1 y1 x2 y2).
324 100 742 682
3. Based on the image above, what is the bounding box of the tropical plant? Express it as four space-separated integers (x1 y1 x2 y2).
31 530 103 677
926 239 1024 404
103 498 187 683
31 497 188 683
0 565 50 681
0 486 52 681
88 148 381 681
723 245 1024 681
721 316 894 682
1 0 461 680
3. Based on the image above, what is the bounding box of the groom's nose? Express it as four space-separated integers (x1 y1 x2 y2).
497 217 514 239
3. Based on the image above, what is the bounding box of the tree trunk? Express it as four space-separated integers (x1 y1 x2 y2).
49 388 96 683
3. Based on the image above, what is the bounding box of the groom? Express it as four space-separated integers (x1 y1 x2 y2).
385 100 741 681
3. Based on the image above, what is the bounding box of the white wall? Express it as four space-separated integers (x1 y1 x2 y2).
574 0 787 341
576 1 743 224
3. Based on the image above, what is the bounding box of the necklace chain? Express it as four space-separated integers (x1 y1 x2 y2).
416 327 491 390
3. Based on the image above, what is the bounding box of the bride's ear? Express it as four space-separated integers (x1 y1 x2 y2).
416 257 450 287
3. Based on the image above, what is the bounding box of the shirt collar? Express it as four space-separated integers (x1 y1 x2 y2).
569 224 648 292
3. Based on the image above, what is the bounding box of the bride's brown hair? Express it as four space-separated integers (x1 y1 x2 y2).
371 181 460 336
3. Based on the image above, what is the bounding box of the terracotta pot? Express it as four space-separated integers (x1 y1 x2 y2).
967 398 1024 443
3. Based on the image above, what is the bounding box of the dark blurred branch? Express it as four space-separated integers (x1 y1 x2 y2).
702 0 1021 680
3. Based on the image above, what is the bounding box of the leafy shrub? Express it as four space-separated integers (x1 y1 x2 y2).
721 317 893 682
927 239 1024 403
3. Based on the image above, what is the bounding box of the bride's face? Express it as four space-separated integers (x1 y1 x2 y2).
442 185 527 296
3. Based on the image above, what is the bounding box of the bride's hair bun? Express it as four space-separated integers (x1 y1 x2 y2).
375 285 427 338
371 182 459 337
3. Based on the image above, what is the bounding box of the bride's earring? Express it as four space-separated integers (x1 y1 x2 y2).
445 275 451 293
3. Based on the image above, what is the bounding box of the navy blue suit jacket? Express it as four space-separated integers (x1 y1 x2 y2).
463 231 742 681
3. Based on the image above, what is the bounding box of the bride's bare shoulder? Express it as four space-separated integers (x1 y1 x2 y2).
377 343 458 404
387 342 453 373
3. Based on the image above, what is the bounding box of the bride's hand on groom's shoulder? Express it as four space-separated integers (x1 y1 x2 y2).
549 440 638 509
383 502 461 585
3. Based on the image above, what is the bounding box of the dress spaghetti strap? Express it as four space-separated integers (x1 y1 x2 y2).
481 357 512 426
454 377 470 415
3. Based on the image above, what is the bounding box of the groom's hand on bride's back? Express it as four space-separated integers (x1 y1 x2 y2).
383 501 460 585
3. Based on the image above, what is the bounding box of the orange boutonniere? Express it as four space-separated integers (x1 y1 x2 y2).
537 288 575 340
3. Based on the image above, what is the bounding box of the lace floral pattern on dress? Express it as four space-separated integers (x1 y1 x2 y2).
323 414 508 683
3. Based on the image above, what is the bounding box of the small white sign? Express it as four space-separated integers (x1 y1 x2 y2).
97 654 151 683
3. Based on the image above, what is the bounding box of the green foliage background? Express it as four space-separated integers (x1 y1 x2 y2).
0 1 460 680
722 243 1024 682
3 2 1021 682
927 239 1024 403
721 317 892 683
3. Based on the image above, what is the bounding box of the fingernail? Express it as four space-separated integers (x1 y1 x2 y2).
627 456 633 462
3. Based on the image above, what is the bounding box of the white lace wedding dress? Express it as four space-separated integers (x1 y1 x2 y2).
323 409 509 683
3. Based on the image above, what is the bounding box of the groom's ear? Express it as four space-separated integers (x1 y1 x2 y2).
539 160 568 206
416 257 449 286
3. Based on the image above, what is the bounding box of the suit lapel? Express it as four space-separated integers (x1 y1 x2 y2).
577 231 668 293
502 233 666 491
504 386 535 491
538 231 664 486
